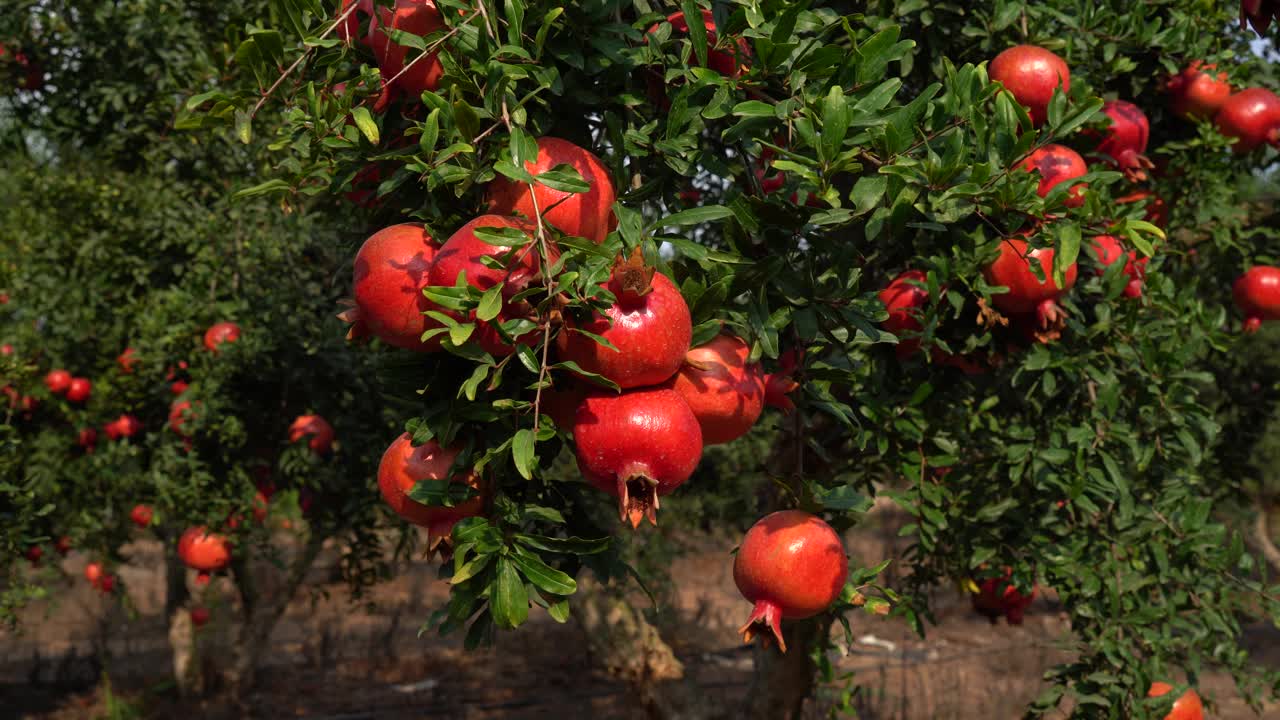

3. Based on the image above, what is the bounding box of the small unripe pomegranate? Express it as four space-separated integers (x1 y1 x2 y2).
1090 235 1147 299
556 249 692 389
117 347 138 373
341 223 443 352
104 414 142 440
879 270 929 358
1096 100 1153 180
1234 266 1280 333
989 45 1070 126
486 137 617 244
1147 682 1204 720
971 567 1037 625
1214 88 1280 153
665 334 765 445
178 528 232 572
190 607 211 627
369 0 446 100
1166 62 1231 119
983 236 1078 341
1019 144 1087 208
289 414 336 455
204 322 241 352
45 370 72 394
377 433 487 549
66 378 91 404
734 510 849 652
573 387 702 527
130 504 153 528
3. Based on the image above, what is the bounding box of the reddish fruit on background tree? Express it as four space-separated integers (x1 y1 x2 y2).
377 432 487 550
116 347 138 373
983 236 1078 343
486 137 617 244
340 223 443 352
879 270 930 358
104 414 142 440
1148 682 1204 720
1116 190 1170 228
25 545 42 566
369 0 446 100
971 567 1037 625
178 528 232 572
204 321 241 352
0 344 12 355
665 334 765 446
1166 62 1231 119
194 572 211 587
572 387 702 527
555 249 692 389
1090 235 1147 299
130 504 154 528
988 45 1070 126
170 380 189 395
44 369 72 394
1096 100 1153 181
65 377 91 404
169 400 198 439
289 414 336 455
84 562 103 586
190 607 211 628
335 0 374 45
97 574 116 593
1233 266 1280 333
647 9 752 78
54 536 71 556
1214 88 1280 153
763 348 802 413
1019 144 1087 208
734 510 849 652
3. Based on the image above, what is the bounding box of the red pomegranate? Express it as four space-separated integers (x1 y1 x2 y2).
54 536 71 556
289 414 336 455
97 574 116 594
170 380 189 395
1214 88 1280 153
989 45 1070 127
734 510 849 652
66 377 91 404
1233 266 1280 333
1 344 12 355
971 567 1037 625
342 223 443 352
117 347 138 373
573 387 702 527
879 270 930 358
763 348 802 413
1090 235 1147 299
1019 144 1087 208
369 0 446 100
178 528 232 572
377 432 487 549
336 0 374 45
169 400 198 438
1166 62 1231 119
664 334 765 446
45 370 72 395
428 215 544 297
983 236 1078 341
556 249 692 389
486 137 617 244
1096 100 1152 180
204 322 241 352
25 545 42 566
1116 190 1170 228
1148 682 1204 720
104 414 142 440
84 562 103 586
647 9 752 78
130 504 153 528
190 607 211 628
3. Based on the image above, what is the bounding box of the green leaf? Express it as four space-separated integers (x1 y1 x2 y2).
516 534 612 555
512 428 536 480
656 206 735 228
351 106 379 145
233 179 292 200
547 599 571 623
476 285 503 322
510 547 577 595
537 165 590 194
491 557 529 629
680 0 708 70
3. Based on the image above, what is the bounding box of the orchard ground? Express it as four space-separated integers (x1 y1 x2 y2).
5 512 1279 720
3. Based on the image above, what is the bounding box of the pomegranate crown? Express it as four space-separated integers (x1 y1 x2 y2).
610 247 656 301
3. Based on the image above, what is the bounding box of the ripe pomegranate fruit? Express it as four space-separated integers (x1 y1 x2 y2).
97 574 116 593
763 348 802 413
341 223 443 351
989 45 1070 126
1096 100 1153 180
178 528 232 572
879 270 930 358
572 387 702 527
66 378 91 404
204 322 241 352
971 567 1037 625
1 344 12 355
428 215 544 296
104 414 142 440
336 0 374 45
486 137 617 244
54 536 71 556
377 432 487 549
289 414 336 455
369 0 446 100
117 347 137 373
1090 235 1147 299
556 249 692 389
1019 144 1087 208
734 510 848 652
84 562 103 586
130 504 153 528
1148 682 1204 720
1166 62 1231 119
25 545 42 566
1233 266 1280 333
664 334 765 445
647 9 752 78
170 380 189 395
983 236 1078 342
1215 88 1280 153
169 400 198 438
45 370 72 394
190 607 211 628
1116 190 1170 228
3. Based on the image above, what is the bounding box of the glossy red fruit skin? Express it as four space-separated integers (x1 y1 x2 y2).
130 504 153 528
984 237 1078 338
647 9 752 78
1167 62 1231 119
377 433 486 549
665 334 765 446
178 528 232 572
1215 88 1280 153
486 137 617 244
117 347 138 373
1148 683 1204 720
369 0 446 100
204 322 241 352
190 607 211 628
989 45 1070 126
1096 100 1152 179
734 510 849 652
972 568 1037 625
66 378 91 404
289 415 336 455
1233 266 1280 333
1090 235 1147 298
428 215 543 297
336 0 374 45
556 251 692 389
84 562 103 585
1019 144 1087 208
573 387 703 527
104 414 142 440
345 223 443 352
879 270 930 358
45 370 72 394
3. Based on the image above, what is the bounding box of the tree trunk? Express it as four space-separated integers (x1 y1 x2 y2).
163 533 203 697
1252 501 1280 574
739 616 831 720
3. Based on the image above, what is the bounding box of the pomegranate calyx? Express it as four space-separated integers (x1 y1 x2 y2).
611 248 656 303
738 599 787 653
617 473 661 528
763 373 799 413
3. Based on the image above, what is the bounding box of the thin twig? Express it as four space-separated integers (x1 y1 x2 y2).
251 3 358 118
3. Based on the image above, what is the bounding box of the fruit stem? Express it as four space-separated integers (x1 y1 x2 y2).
738 599 786 653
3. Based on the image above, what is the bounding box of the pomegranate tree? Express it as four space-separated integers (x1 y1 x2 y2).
377 432 487 549
664 333 765 445
646 9 752 79
486 137 617 244
1214 87 1280 152
1166 62 1231 119
1233 265 1280 332
1019 144 1088 207
65 377 91 404
971 568 1038 625
988 45 1070 126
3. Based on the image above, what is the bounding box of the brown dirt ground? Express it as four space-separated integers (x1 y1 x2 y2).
2 525 1277 720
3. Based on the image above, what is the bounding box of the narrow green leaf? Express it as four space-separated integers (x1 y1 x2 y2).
491 557 529 629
